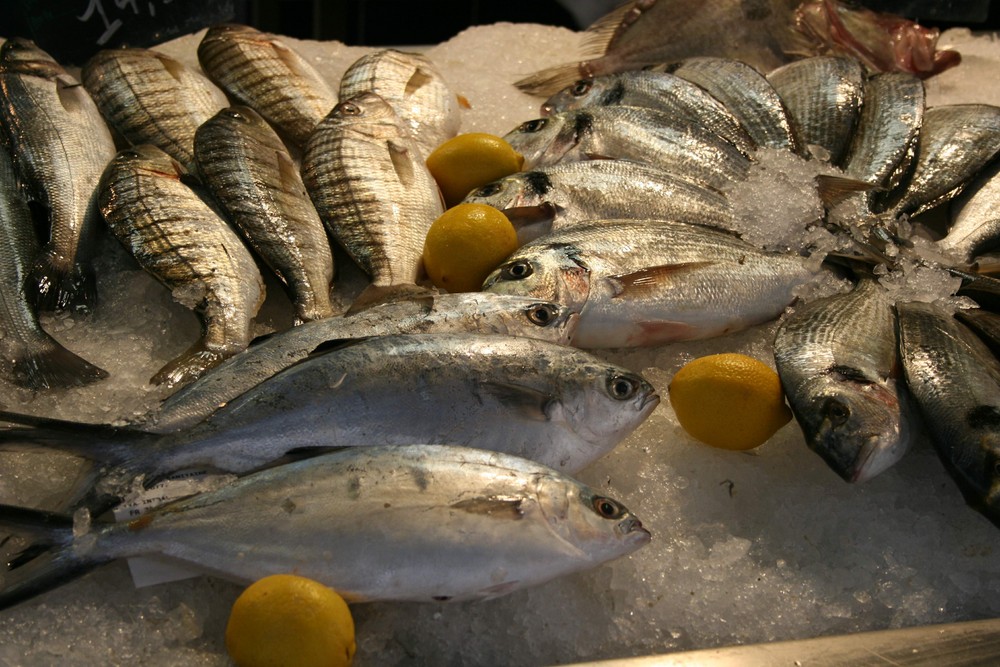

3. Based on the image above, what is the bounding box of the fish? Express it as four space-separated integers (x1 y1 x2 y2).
766 56 865 165
514 0 960 95
773 277 913 482
302 92 443 308
197 24 338 148
0 444 651 608
881 104 1000 217
81 47 229 172
539 70 756 156
483 219 818 348
0 38 117 313
0 333 658 514
462 160 735 244
503 107 752 191
194 106 335 323
896 301 1000 527
339 49 461 158
147 293 580 433
936 158 1000 264
665 56 800 153
0 142 107 390
96 145 266 388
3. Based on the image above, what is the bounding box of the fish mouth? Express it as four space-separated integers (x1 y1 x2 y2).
619 516 652 544
640 391 661 412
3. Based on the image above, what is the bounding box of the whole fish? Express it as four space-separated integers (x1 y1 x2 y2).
0 38 117 313
0 445 651 608
766 56 865 165
97 145 265 388
896 301 1000 527
462 160 735 244
514 0 958 95
81 47 229 171
503 107 752 191
302 92 443 308
881 104 1000 217
194 106 335 323
483 219 817 348
148 293 580 433
539 70 756 156
197 24 338 148
0 143 107 390
339 49 461 158
773 278 913 482
937 161 1000 264
666 57 800 153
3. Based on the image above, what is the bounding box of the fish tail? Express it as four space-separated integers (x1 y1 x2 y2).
150 341 226 389
10 340 109 390
0 504 107 611
514 63 589 96
24 247 98 315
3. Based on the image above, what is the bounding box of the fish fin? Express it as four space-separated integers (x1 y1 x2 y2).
25 247 97 315
387 140 415 186
0 409 149 463
151 341 227 389
632 320 699 345
346 283 437 315
606 263 715 299
154 52 187 83
514 64 588 96
54 75 86 114
582 152 617 161
814 174 880 208
404 68 433 96
581 1 637 56
456 94 472 109
480 382 558 422
269 37 321 83
9 339 108 390
0 504 107 612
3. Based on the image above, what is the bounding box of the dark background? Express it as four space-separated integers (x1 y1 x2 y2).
6 0 1000 66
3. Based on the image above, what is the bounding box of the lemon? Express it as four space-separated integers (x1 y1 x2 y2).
426 133 524 207
668 353 793 450
423 203 519 292
225 574 356 667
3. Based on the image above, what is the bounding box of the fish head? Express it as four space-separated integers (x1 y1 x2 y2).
325 91 401 133
503 115 575 169
111 145 188 179
482 244 591 314
0 38 64 78
556 363 659 449
796 369 909 483
210 105 269 132
466 172 560 244
541 77 623 116
532 474 650 561
511 299 580 344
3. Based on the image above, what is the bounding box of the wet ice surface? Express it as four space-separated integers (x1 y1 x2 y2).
2 23 1000 667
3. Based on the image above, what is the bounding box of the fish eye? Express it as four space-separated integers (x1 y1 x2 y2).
518 118 547 133
119 150 141 160
592 496 625 519
224 109 248 122
526 303 558 326
607 373 639 400
570 79 593 96
500 259 534 281
336 101 362 116
824 398 851 426
473 182 503 197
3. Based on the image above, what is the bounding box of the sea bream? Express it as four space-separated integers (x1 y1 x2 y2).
0 445 651 607
194 106 335 323
937 160 1000 264
0 38 117 313
97 145 265 388
147 293 580 433
773 277 914 482
483 219 818 348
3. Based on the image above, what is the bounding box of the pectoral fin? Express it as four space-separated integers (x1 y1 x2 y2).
606 263 714 299
480 382 559 422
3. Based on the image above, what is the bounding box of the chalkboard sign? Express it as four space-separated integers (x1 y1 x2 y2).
10 0 239 66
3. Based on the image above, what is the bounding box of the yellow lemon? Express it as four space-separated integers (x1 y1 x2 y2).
668 353 793 450
426 133 524 207
423 203 519 293
225 574 356 667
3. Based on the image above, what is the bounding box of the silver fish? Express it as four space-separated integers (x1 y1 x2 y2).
540 70 756 156
339 49 460 158
897 301 1000 527
666 56 800 153
503 107 752 191
197 24 337 148
302 92 443 306
194 106 335 323
0 142 107 390
483 219 817 348
97 145 265 388
766 56 865 165
773 278 913 483
81 47 229 171
0 38 117 313
148 293 580 433
0 445 651 607
883 104 1000 218
937 161 1000 264
462 160 735 244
